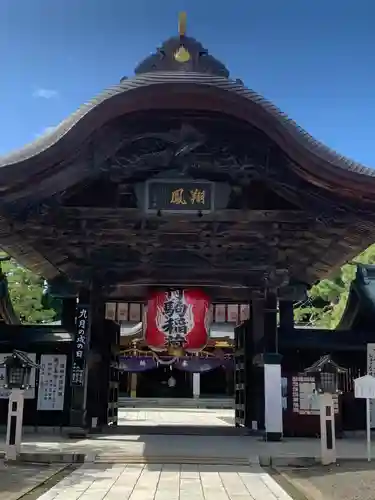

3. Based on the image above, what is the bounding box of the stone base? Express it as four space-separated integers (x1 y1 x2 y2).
265 432 282 442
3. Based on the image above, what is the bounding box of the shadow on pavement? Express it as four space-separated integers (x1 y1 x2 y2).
0 462 63 500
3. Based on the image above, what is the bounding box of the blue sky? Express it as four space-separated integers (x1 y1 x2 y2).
1 0 374 166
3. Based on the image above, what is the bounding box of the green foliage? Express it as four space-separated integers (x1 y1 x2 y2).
1 257 59 324
294 243 375 329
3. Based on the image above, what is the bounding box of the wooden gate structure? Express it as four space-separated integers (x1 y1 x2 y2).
0 15 375 438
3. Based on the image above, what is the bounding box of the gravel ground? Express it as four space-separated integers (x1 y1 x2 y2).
276 461 375 500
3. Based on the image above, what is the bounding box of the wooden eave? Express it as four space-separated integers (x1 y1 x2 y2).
336 264 375 331
0 73 374 287
0 73 374 202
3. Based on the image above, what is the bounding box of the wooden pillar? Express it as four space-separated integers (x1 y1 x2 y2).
69 288 91 430
251 290 283 441
234 322 246 427
86 294 111 428
234 313 255 430
279 300 294 332
225 363 234 397
130 373 137 398
264 290 278 353
251 299 265 347
243 319 254 429
69 284 111 431
61 297 76 331
251 298 265 430
263 290 283 441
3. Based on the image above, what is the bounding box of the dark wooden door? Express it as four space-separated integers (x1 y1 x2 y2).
234 323 246 427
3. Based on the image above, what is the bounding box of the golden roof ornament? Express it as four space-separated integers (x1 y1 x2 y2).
178 11 187 36
174 12 191 63
133 11 230 77
174 46 191 63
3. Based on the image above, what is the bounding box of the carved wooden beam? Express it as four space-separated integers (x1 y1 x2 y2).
23 208 330 230
51 207 314 222
91 268 271 288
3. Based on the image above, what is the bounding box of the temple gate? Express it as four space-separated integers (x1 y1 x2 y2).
1 15 375 439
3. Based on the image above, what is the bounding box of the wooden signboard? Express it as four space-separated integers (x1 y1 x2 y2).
146 180 213 213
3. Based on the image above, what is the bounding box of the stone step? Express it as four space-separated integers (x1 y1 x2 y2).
92 425 249 436
93 454 252 465
119 397 234 409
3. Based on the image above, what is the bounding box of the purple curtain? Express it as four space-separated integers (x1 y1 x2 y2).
175 358 233 373
118 356 157 372
118 355 234 373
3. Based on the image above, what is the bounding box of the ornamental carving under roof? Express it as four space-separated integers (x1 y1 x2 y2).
131 12 230 79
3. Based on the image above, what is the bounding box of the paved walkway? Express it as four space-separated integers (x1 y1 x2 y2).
36 463 293 500
117 408 234 427
3 433 375 463
9 408 374 463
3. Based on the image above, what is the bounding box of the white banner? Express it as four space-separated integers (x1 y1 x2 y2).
129 303 141 322
227 304 239 323
214 305 226 323
37 354 67 411
240 304 250 322
367 343 375 427
0 353 36 399
117 303 129 322
105 302 117 321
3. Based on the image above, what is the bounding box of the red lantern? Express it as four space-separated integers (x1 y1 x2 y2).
145 289 211 354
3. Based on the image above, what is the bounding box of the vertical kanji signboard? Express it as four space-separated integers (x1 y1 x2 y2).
71 305 89 387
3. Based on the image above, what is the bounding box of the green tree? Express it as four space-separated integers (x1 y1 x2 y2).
1 258 59 324
294 243 375 328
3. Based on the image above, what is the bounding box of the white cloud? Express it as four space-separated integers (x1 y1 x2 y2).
42 126 57 134
33 88 59 99
34 125 58 138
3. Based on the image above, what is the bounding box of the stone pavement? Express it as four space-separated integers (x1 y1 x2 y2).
35 463 293 500
6 408 374 464
1 433 375 464
117 407 234 427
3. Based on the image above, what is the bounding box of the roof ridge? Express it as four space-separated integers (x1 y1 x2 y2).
0 72 373 177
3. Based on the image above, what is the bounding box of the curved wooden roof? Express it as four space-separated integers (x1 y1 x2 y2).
1 72 374 200
0 31 375 201
0 32 374 292
336 264 375 331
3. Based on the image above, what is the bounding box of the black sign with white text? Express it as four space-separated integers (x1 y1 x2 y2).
71 305 89 387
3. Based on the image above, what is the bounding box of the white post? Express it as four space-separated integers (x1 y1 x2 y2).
366 344 375 428
264 363 283 440
5 389 25 461
353 374 375 461
193 373 200 399
367 397 371 462
319 393 336 465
